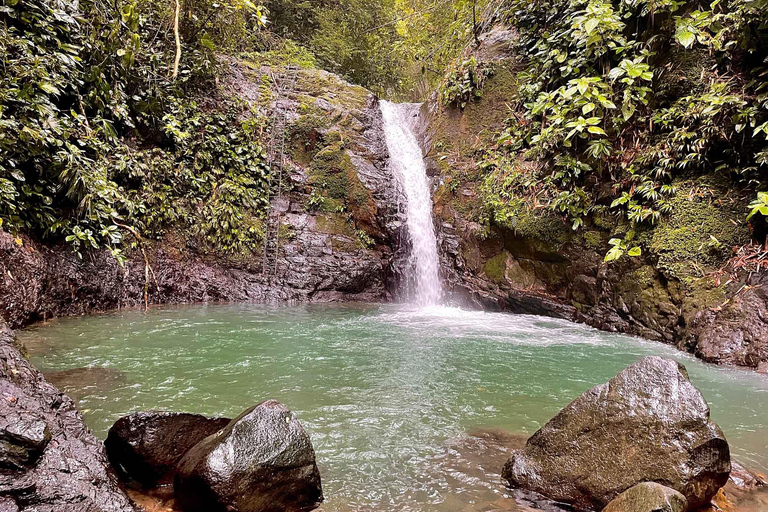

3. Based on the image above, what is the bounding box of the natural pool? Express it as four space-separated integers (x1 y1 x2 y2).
19 303 768 511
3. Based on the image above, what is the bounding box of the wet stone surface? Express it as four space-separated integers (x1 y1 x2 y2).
105 411 231 488
175 400 323 512
503 356 731 511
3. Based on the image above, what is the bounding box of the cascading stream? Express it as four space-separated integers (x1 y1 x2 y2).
380 101 443 306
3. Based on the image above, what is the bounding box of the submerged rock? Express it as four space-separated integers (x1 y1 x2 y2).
0 321 136 511
174 400 322 512
601 483 687 512
729 461 767 492
45 366 128 404
105 411 231 488
502 356 730 511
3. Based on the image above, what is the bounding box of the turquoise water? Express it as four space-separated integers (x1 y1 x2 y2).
20 304 768 511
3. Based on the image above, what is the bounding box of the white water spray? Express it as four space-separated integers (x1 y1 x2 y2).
381 101 442 306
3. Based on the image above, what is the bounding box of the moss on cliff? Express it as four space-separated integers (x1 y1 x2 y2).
309 142 373 213
642 181 749 279
490 197 572 249
583 230 605 252
484 251 509 283
315 213 355 237
295 69 370 112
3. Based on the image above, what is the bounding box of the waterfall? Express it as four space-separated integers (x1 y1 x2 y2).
380 101 443 306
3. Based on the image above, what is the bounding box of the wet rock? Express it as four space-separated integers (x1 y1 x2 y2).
728 460 766 492
105 411 231 488
0 321 136 511
687 278 768 369
0 413 51 470
174 400 322 512
601 483 687 512
503 356 730 511
0 498 17 512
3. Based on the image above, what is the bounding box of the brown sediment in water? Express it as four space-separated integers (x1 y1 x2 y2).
126 488 177 512
44 366 128 403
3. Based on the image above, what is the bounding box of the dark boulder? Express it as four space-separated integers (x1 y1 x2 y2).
0 321 136 512
601 482 687 512
174 400 323 512
105 411 231 488
503 356 730 511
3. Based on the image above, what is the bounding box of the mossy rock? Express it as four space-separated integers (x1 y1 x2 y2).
680 277 727 323
484 251 509 283
505 258 543 289
460 62 519 144
308 142 376 226
331 236 359 253
295 69 369 112
315 214 355 237
583 230 606 252
592 212 617 231
658 47 716 101
642 181 749 279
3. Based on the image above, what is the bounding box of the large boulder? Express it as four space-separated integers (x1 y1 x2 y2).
502 356 730 511
174 400 322 512
105 411 231 488
602 482 687 512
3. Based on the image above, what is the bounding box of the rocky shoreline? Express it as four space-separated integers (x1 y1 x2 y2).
0 61 405 332
0 320 135 511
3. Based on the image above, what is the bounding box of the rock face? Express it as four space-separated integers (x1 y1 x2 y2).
105 411 231 488
174 400 322 512
0 321 136 511
686 274 768 367
601 483 687 512
502 356 730 511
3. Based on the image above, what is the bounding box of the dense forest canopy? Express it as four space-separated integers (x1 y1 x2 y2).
0 0 767 267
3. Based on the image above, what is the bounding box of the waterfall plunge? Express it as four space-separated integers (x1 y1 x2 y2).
381 101 443 306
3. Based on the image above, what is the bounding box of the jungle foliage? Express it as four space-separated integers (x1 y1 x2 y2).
0 0 269 258
263 0 494 98
0 0 498 260
477 0 768 258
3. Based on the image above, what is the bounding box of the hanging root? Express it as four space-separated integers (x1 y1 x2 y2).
171 0 181 79
115 223 158 312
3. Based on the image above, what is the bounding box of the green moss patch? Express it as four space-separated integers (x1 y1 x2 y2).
484 251 509 283
643 181 749 278
315 214 355 237
308 142 376 221
583 230 605 251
